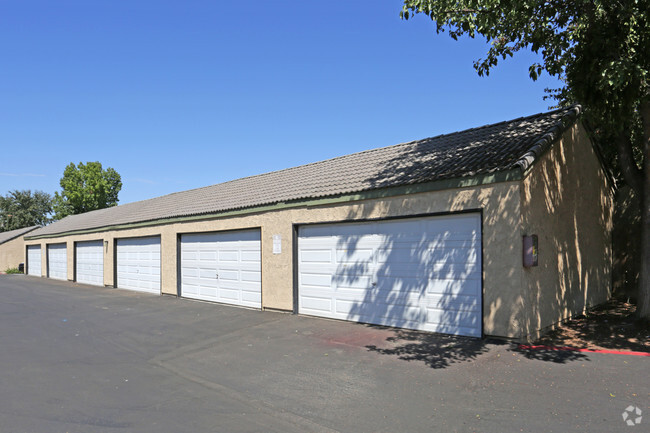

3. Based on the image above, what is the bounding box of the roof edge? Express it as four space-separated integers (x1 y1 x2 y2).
0 226 40 245
25 169 522 240
514 105 582 173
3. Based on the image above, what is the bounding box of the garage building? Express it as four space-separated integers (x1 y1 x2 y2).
23 106 613 340
0 226 40 272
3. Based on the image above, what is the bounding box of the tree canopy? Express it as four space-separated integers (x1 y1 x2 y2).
0 190 52 231
401 0 648 172
401 0 649 317
53 162 122 220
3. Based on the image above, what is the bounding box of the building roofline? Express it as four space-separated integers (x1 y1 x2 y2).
26 106 581 240
25 169 521 240
0 226 41 245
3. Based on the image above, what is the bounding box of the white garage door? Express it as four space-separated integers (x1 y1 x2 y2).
47 244 67 280
75 240 104 286
180 230 261 308
27 245 42 276
298 214 482 337
116 237 161 294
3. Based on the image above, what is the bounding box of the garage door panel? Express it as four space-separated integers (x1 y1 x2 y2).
217 270 240 281
333 299 424 319
217 280 259 293
241 271 261 283
219 288 240 300
220 262 258 271
180 230 261 308
240 251 261 262
424 279 481 297
116 237 161 294
183 284 199 295
374 269 480 284
218 250 239 262
47 244 67 280
431 323 479 337
372 275 480 295
427 308 481 328
426 311 481 330
190 275 219 288
182 268 199 278
335 276 373 290
199 287 218 298
241 291 261 303
300 261 337 272
200 251 217 261
334 299 359 315
352 307 427 329
335 247 375 263
375 245 478 264
298 214 482 337
76 241 104 286
300 249 332 263
183 251 199 260
301 273 332 287
27 246 42 276
334 264 372 275
424 294 481 311
331 288 480 312
301 296 332 313
199 268 218 279
186 230 259 243
218 275 246 286
428 248 479 265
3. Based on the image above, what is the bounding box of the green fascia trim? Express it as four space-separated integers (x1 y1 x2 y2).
25 169 522 240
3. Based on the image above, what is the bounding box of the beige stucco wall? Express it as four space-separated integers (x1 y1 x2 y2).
24 180 526 338
0 235 28 271
520 123 614 340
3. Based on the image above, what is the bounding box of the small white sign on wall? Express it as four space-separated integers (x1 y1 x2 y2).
272 234 282 254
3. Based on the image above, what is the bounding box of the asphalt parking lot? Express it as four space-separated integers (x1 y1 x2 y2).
0 275 647 432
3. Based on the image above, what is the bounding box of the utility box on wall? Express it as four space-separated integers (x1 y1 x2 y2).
523 235 538 268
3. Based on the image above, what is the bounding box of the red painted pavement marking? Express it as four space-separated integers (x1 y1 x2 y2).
518 344 650 357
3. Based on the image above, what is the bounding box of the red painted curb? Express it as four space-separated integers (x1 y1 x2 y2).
518 344 650 357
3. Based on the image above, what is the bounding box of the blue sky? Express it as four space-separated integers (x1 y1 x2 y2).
0 0 562 205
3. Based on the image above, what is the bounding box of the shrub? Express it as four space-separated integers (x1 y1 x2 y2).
5 267 23 274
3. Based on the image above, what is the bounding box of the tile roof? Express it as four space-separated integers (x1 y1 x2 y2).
0 225 40 245
28 105 581 238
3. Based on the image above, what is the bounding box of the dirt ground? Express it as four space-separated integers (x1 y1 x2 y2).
534 295 650 352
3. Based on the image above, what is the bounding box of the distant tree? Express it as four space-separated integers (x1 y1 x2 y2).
53 162 122 220
0 190 52 231
400 0 650 318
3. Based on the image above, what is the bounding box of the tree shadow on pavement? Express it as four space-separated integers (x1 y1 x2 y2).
366 327 591 368
511 345 589 363
365 328 506 369
533 297 650 353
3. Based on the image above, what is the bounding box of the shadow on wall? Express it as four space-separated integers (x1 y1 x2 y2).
336 213 482 337
521 126 613 338
310 124 612 343
310 138 526 340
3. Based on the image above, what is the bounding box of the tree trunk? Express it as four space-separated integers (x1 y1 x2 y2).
638 102 650 319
